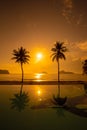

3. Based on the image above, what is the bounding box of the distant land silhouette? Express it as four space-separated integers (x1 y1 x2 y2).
0 69 9 74
40 71 74 74
60 70 74 74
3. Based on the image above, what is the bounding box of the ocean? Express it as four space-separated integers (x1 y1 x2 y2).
0 73 87 81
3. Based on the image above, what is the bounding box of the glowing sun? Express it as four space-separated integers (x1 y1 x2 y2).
36 53 43 60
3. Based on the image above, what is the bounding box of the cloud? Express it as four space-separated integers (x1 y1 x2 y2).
62 0 87 27
64 40 87 62
69 41 87 61
64 0 73 9
62 0 73 23
77 41 87 50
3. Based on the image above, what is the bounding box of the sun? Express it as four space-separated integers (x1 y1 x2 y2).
36 53 43 60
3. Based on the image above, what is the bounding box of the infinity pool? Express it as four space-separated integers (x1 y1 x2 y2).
0 85 87 130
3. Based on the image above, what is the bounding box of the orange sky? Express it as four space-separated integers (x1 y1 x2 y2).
0 0 87 74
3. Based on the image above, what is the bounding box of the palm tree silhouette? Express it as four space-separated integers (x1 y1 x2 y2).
51 41 67 96
10 84 29 112
51 41 67 105
12 46 30 83
82 60 87 94
82 59 87 74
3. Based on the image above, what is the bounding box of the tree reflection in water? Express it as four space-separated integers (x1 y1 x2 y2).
10 84 29 112
56 107 65 117
83 83 87 94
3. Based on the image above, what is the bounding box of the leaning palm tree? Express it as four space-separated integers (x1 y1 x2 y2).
12 46 30 83
51 41 67 105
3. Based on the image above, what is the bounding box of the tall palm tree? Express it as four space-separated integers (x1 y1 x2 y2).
12 46 30 83
82 59 87 74
51 41 67 97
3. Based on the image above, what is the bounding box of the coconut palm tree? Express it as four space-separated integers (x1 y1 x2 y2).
12 46 30 83
82 59 87 74
51 41 67 105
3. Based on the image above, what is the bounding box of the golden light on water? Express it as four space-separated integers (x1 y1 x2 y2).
37 88 42 99
35 73 42 79
35 73 43 81
37 90 41 95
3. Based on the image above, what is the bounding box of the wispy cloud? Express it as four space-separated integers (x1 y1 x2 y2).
77 41 87 51
71 41 87 60
62 0 87 27
62 0 73 23
65 40 87 62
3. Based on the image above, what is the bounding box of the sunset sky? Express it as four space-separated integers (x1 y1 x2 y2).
0 0 87 74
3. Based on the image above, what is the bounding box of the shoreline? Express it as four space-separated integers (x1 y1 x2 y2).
0 80 86 85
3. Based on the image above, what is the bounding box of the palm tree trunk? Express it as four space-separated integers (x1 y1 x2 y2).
58 59 60 97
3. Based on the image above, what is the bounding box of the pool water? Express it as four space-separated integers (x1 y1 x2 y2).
0 85 87 130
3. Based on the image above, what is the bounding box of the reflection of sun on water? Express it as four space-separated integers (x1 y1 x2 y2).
35 73 43 81
37 89 42 96
37 90 41 95
37 88 42 101
35 86 42 96
35 74 41 79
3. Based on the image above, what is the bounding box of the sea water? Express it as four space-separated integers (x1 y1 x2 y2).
0 73 87 81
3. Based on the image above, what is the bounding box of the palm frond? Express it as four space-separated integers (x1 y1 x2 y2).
51 48 57 52
51 41 67 62
59 52 66 60
52 55 58 62
11 46 30 64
